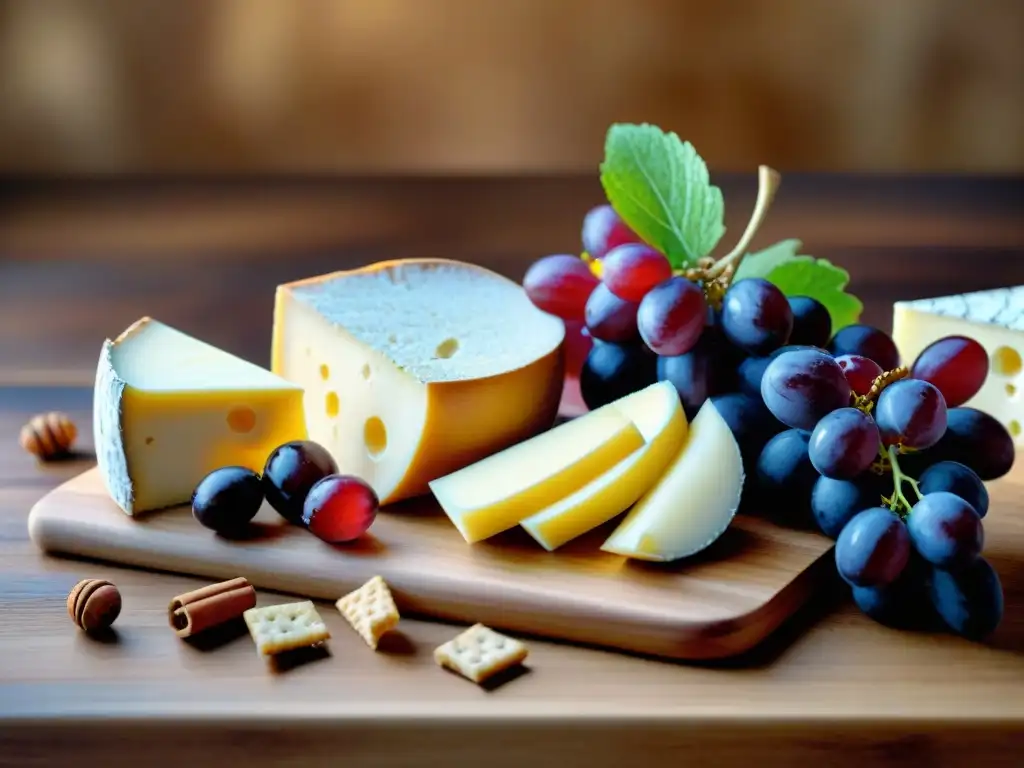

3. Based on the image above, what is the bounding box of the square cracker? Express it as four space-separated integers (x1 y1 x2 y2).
335 575 400 650
434 623 528 684
243 600 330 656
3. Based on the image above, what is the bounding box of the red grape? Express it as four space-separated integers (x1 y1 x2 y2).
584 283 640 342
835 354 884 396
636 277 707 356
601 244 673 302
563 319 593 380
522 254 599 321
911 335 989 407
581 204 643 260
303 474 379 543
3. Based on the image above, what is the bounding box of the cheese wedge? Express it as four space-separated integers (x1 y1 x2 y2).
520 381 687 550
271 259 564 505
601 398 743 562
893 287 1024 445
94 317 307 515
429 406 646 543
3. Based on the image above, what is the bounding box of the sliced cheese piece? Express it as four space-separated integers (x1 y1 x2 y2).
94 317 307 515
601 398 743 562
520 381 687 551
429 406 646 543
893 287 1024 446
271 259 564 505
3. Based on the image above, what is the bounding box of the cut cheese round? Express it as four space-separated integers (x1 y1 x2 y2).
601 397 744 561
271 259 565 505
520 381 688 550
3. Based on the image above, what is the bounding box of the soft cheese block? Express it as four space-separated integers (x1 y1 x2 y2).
893 287 1024 446
520 381 687 551
271 259 565 505
601 398 743 562
429 407 646 543
94 317 307 515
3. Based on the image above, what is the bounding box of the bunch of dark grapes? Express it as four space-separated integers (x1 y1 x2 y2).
523 203 1011 642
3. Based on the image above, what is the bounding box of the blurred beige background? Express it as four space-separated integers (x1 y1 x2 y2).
0 0 1021 174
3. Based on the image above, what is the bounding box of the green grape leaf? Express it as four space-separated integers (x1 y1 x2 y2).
737 239 863 332
599 123 725 270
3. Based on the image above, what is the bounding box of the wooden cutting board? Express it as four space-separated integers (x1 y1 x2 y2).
28 466 835 661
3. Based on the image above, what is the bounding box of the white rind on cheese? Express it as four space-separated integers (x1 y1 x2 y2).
601 399 744 562
895 286 1024 331
893 286 1024 447
94 317 307 516
272 259 565 505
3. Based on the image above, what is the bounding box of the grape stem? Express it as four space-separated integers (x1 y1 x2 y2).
886 444 922 518
704 165 782 280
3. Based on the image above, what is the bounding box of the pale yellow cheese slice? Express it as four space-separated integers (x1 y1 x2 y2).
271 259 565 505
520 381 687 551
429 406 646 543
601 398 743 562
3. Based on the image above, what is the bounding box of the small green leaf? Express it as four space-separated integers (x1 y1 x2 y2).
599 123 725 270
737 239 863 332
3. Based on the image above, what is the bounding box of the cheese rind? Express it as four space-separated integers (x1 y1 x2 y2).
520 381 687 551
893 288 1024 446
94 317 307 515
271 259 565 505
429 407 646 543
601 398 743 562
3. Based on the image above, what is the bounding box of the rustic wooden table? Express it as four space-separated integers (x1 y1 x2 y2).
1 175 1023 767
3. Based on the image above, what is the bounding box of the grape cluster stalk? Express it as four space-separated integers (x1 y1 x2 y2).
521 166 1011 642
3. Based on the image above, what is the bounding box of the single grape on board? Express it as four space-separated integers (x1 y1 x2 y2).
263 440 339 525
303 474 379 544
192 466 264 535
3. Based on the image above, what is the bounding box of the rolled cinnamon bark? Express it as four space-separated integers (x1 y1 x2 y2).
169 577 256 638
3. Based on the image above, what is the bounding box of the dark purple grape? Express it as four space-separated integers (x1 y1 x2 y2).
736 344 816 398
710 392 785 473
756 429 818 526
835 507 911 587
656 336 733 419
720 278 794 355
835 354 884 397
581 204 643 260
911 335 988 408
811 473 889 539
761 348 852 431
828 324 900 371
602 244 673 302
584 282 640 342
852 553 937 630
579 340 657 410
808 407 881 479
192 466 264 535
787 296 832 348
907 491 984 569
930 407 1015 481
522 254 599 321
636 277 707 356
875 379 947 449
929 557 1004 640
918 460 989 518
263 440 340 524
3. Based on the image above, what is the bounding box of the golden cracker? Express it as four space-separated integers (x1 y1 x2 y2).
243 600 330 656
335 575 400 650
434 623 528 684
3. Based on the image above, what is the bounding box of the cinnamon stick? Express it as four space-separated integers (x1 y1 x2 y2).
169 577 256 638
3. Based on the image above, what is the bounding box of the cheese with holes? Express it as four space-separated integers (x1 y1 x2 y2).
520 381 687 551
893 287 1024 445
94 317 307 515
602 398 743 562
429 405 646 543
271 259 565 505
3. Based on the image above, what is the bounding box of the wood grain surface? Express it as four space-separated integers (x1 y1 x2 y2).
27 466 834 661
2 175 1024 767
